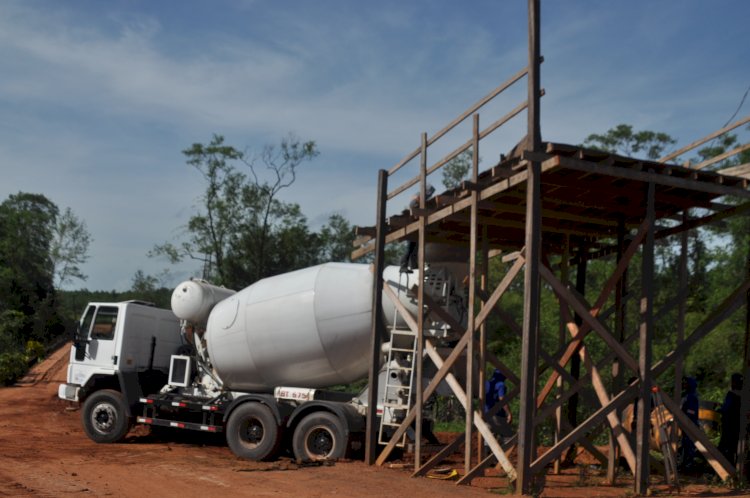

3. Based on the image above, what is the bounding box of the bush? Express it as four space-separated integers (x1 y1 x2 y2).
25 340 45 363
0 351 28 386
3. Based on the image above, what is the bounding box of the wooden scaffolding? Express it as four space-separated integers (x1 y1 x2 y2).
352 1 750 494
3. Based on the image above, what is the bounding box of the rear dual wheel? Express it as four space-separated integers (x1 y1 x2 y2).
226 402 280 461
292 412 347 461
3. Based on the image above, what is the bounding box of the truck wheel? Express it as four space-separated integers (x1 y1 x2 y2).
226 402 280 461
81 389 132 443
292 411 347 461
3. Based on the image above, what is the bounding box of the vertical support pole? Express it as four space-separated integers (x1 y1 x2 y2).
553 235 570 475
414 132 428 469
566 244 586 463
607 218 627 484
635 180 655 495
517 1 541 493
675 210 688 404
477 225 489 458
465 114 480 473
365 169 388 465
739 214 750 478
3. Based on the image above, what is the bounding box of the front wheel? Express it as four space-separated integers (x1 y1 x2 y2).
81 389 132 443
292 411 347 461
225 402 280 461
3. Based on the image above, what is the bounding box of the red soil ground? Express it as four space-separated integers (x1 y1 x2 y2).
0 344 745 497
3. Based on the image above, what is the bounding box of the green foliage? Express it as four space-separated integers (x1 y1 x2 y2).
50 207 92 287
25 340 45 362
151 134 356 290
0 351 27 386
583 123 676 159
441 149 476 189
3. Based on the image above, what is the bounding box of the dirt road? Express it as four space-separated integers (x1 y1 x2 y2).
2 345 743 497
0 345 499 497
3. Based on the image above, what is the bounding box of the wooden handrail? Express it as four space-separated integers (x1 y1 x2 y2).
387 65 530 176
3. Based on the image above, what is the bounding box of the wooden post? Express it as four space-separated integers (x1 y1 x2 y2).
675 210 688 404
415 133 427 468
477 226 489 458
554 236 570 474
365 169 388 465
607 218 627 484
465 114 480 473
635 179 655 495
517 1 541 493
565 243 586 463
739 215 750 478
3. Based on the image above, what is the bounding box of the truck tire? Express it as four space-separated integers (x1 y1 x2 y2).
81 389 132 443
226 402 280 461
292 411 347 461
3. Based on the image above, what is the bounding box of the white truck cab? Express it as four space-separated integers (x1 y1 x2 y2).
59 301 182 442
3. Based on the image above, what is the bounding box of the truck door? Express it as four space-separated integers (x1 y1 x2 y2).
80 305 120 369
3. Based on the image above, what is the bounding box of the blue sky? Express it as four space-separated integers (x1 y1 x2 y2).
1 1 748 291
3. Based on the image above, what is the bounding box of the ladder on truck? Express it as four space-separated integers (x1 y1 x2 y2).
377 267 458 447
378 330 418 446
378 273 419 447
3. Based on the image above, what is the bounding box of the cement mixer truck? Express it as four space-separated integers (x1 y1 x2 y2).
59 261 467 461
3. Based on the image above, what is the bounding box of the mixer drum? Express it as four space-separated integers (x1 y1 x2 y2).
205 263 374 392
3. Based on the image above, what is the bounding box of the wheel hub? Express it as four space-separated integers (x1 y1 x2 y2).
92 403 115 432
308 428 333 456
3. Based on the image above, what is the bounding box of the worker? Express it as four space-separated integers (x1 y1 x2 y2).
718 373 742 465
484 369 513 442
679 376 700 471
399 184 436 273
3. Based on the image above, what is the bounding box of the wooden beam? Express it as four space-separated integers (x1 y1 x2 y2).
365 170 388 465
534 218 648 406
659 115 750 163
387 99 531 201
540 265 639 373
692 142 750 171
412 434 465 477
474 255 526 330
387 66 529 176
547 154 750 199
659 391 735 480
719 161 750 178
530 383 640 474
652 278 750 378
635 179 655 496
464 114 480 475
517 0 541 488
424 341 517 480
414 133 428 469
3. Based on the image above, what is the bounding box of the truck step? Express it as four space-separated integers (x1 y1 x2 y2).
137 416 223 433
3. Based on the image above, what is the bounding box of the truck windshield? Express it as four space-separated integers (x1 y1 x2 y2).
90 306 119 340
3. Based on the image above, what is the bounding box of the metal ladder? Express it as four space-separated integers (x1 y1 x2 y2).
378 272 419 447
651 387 680 488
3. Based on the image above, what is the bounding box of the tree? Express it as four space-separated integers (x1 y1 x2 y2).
316 214 356 263
441 149 475 190
582 124 676 159
153 134 322 289
0 193 57 315
50 207 92 288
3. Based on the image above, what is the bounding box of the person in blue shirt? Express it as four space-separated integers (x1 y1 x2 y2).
484 369 513 440
679 376 700 471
